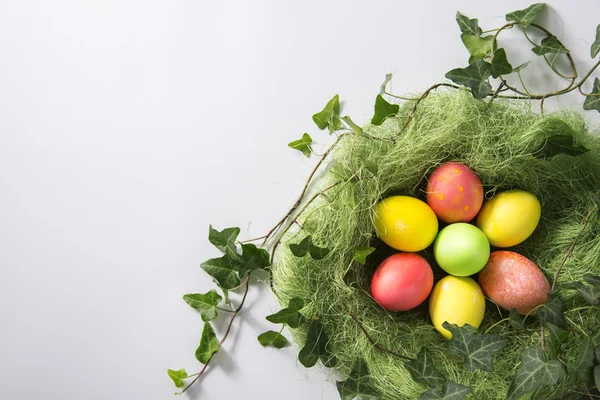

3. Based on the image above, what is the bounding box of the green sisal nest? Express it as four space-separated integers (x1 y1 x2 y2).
272 89 600 399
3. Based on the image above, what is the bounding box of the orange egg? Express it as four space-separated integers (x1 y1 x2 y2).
426 162 484 223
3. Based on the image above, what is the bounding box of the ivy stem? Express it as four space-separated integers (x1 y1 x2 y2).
551 206 597 290
484 317 510 334
179 274 251 394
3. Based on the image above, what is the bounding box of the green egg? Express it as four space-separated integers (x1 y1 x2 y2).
433 223 490 276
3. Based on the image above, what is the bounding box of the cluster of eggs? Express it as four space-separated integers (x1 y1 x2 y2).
370 162 550 339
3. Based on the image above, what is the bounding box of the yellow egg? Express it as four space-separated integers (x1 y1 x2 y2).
373 196 438 252
475 189 541 247
429 275 486 339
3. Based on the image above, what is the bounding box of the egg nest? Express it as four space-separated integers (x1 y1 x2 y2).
272 89 600 399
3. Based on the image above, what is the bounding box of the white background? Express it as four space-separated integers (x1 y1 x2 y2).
1 1 599 399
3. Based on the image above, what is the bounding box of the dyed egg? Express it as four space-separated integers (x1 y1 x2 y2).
478 251 550 314
373 196 438 252
371 253 434 311
433 223 490 276
429 275 486 339
476 189 541 247
426 162 484 223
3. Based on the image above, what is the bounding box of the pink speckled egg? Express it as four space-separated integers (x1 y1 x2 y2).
426 162 484 223
478 251 550 314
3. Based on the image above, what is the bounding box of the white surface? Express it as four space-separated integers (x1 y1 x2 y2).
0 1 598 399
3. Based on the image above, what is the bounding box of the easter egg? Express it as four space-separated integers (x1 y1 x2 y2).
429 275 486 339
433 223 490 276
371 253 434 311
373 196 438 252
476 189 541 247
478 251 550 314
426 162 484 223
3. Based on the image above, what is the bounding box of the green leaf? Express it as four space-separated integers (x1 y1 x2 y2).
445 60 492 99
298 319 337 368
238 243 270 275
313 94 341 131
257 330 289 348
534 135 590 158
595 365 600 391
537 295 566 328
568 336 597 383
585 274 600 287
419 382 472 400
371 95 400 126
506 3 545 28
562 281 600 305
379 73 393 95
513 62 530 73
596 345 600 362
456 12 482 36
510 308 528 333
461 34 494 61
266 298 305 328
405 347 445 388
546 323 569 361
183 290 222 322
583 77 600 113
336 358 380 400
208 225 240 255
352 246 376 265
288 133 313 157
195 322 219 364
201 254 241 290
491 48 513 78
289 235 330 260
167 368 188 389
507 346 566 400
443 323 508 372
359 155 378 176
342 116 364 136
591 25 600 58
532 35 569 56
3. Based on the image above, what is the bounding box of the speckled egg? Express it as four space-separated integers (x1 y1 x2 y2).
428 275 486 339
426 162 484 223
478 251 550 314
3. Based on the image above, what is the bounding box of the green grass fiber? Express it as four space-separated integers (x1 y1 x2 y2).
272 89 600 399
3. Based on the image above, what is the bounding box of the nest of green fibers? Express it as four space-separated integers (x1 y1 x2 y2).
272 89 600 400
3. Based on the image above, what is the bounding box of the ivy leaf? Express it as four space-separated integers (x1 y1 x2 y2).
567 336 597 383
585 274 600 286
238 243 270 275
513 62 530 73
201 254 241 290
583 77 600 113
289 235 330 260
456 12 482 36
183 290 223 322
596 345 600 362
208 225 240 255
379 73 393 95
167 368 188 388
461 34 494 62
445 60 492 99
534 135 590 158
405 347 445 388
358 155 378 176
443 323 508 372
506 3 545 28
491 48 514 78
266 298 305 328
546 323 569 361
336 358 380 400
195 322 219 364
591 25 600 58
257 330 289 348
595 366 600 392
313 94 341 131
288 133 313 157
371 95 400 126
419 382 472 400
507 346 566 400
352 246 376 265
532 36 569 56
536 295 566 328
562 281 600 305
510 308 528 333
341 116 364 136
298 319 337 368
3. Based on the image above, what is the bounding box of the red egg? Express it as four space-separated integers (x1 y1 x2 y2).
478 251 550 314
371 253 434 312
426 162 484 223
